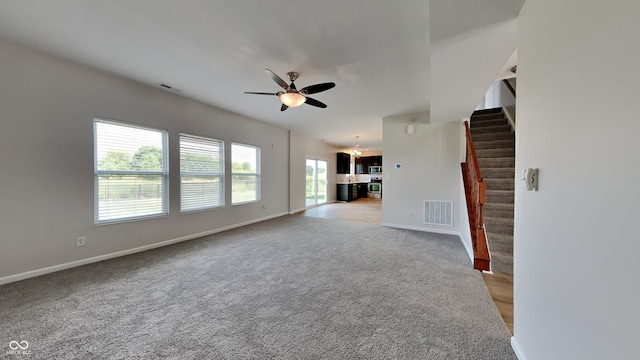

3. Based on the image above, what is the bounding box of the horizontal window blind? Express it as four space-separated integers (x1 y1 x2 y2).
231 143 260 204
94 119 168 223
180 133 224 212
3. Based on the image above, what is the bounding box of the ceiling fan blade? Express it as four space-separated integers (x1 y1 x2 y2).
244 91 278 95
289 81 297 90
265 69 289 90
301 82 335 95
281 104 289 111
304 97 327 108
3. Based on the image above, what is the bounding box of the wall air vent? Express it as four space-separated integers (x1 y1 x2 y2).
423 200 453 226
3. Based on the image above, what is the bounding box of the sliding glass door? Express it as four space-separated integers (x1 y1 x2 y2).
306 159 327 207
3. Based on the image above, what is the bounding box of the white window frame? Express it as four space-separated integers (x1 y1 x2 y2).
305 157 328 208
93 118 169 224
179 133 225 213
231 142 261 205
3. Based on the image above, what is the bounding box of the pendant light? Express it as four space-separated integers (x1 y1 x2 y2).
351 136 362 158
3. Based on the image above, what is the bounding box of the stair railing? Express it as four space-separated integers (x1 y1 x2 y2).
461 121 491 271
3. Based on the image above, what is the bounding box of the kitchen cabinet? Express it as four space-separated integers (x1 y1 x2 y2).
369 156 382 166
337 152 350 174
355 156 382 174
337 183 368 201
337 184 353 201
358 183 368 198
355 157 367 174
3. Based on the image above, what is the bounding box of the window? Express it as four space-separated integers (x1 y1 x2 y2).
94 119 168 224
231 143 260 204
180 133 224 212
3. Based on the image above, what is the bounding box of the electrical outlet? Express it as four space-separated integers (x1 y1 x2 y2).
76 236 86 247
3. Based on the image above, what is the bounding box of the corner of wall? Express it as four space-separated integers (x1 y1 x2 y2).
458 171 473 262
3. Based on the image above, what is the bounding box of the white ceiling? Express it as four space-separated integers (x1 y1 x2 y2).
0 0 521 150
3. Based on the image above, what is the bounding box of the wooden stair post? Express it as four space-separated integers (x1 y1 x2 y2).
461 121 490 271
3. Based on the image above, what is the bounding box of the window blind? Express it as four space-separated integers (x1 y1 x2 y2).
231 143 260 204
180 133 224 212
94 119 168 224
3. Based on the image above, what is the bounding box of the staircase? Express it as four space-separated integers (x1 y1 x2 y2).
469 108 515 275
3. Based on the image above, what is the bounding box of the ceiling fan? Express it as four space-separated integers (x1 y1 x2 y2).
244 69 336 111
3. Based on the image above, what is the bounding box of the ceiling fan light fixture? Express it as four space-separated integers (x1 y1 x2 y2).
279 92 306 107
245 69 333 111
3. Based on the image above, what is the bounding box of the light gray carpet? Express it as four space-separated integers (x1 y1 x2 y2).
0 215 515 359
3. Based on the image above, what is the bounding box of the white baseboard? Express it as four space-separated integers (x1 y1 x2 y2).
0 212 288 286
511 336 527 360
289 207 306 214
381 223 460 236
289 200 337 215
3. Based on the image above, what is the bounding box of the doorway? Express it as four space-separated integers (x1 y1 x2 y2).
306 158 327 207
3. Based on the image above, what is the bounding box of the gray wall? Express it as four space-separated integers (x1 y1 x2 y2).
289 131 338 214
430 17 519 125
513 1 640 359
0 38 291 281
382 113 463 236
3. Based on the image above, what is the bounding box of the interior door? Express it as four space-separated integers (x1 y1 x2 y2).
306 158 327 207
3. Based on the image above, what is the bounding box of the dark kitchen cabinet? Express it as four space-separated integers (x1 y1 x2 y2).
337 184 353 201
338 183 368 201
355 156 382 174
355 157 367 174
369 156 382 166
358 183 368 198
337 152 350 174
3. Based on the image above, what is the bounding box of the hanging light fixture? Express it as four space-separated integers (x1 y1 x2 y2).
351 136 362 158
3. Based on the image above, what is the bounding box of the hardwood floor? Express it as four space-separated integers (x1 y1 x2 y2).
482 272 514 335
301 198 382 225
301 199 514 335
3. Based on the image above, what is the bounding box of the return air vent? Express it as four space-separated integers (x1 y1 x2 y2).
423 200 453 226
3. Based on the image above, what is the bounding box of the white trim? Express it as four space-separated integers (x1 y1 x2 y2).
459 234 474 262
0 212 288 286
381 222 460 236
502 105 516 131
511 336 527 360
458 164 474 262
290 200 337 214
